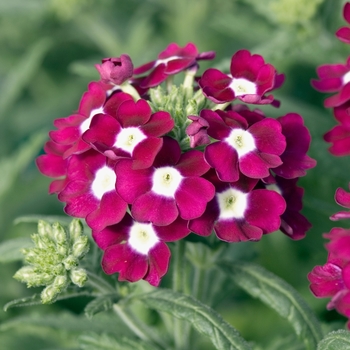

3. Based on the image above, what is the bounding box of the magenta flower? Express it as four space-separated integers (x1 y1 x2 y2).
133 42 215 88
308 256 350 329
186 115 210 148
336 2 350 44
50 83 133 158
201 109 286 182
36 141 70 194
311 57 350 108
93 213 190 286
95 54 134 86
116 136 215 226
82 98 174 169
189 170 286 242
266 176 311 240
58 149 127 231
199 49 283 105
324 102 350 156
330 184 350 221
273 113 316 179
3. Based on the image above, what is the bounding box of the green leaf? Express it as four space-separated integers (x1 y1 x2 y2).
84 295 115 319
79 333 157 350
137 288 252 350
317 330 350 350
221 261 323 350
0 237 32 263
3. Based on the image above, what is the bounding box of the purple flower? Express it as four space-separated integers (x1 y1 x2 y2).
311 57 350 108
95 54 134 86
133 42 215 88
116 136 215 226
199 49 284 105
336 2 350 44
93 213 190 286
58 149 127 231
50 83 133 158
186 115 210 148
273 113 317 179
82 98 174 169
189 170 286 242
330 184 350 221
266 176 312 240
201 109 286 182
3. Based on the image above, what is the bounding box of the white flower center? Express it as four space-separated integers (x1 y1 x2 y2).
114 127 147 154
217 188 248 220
229 78 257 96
128 222 159 255
80 107 104 134
265 183 282 195
151 166 183 197
343 71 350 85
225 128 256 157
91 165 116 200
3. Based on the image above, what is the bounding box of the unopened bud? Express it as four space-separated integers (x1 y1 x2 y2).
69 219 83 243
63 255 77 270
70 268 88 287
72 236 89 259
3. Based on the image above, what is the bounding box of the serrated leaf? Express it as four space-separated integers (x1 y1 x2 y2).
317 330 350 350
84 295 115 319
221 261 323 350
0 237 32 263
137 288 252 350
79 333 157 350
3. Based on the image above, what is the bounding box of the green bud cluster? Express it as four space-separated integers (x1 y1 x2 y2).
14 219 89 304
148 71 212 151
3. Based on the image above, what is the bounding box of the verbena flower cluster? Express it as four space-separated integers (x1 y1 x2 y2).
37 42 316 286
309 2 350 329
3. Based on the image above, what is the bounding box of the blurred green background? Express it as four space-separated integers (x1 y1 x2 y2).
1 0 350 348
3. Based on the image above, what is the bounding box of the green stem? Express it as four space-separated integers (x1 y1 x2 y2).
172 240 187 349
113 304 168 349
86 270 115 294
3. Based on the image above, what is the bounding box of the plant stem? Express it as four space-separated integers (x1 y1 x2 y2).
172 240 187 349
85 270 115 294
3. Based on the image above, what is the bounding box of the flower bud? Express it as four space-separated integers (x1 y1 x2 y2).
69 219 83 243
70 268 88 287
72 235 89 259
41 284 60 304
63 255 77 270
52 223 67 245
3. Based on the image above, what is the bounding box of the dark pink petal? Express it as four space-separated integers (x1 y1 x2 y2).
140 64 167 88
316 64 348 79
176 150 210 177
344 2 350 24
280 210 311 240
155 217 190 241
144 242 170 286
153 136 181 167
140 111 174 137
92 214 132 250
200 109 232 140
215 219 263 242
337 27 350 44
335 186 350 208
79 82 106 116
249 118 286 155
308 263 344 297
188 200 218 236
132 137 163 169
245 189 286 233
49 179 68 194
331 211 350 220
102 244 148 282
36 154 67 177
103 91 134 118
343 263 350 289
325 83 350 108
311 78 343 92
50 126 81 145
205 142 239 182
165 58 195 74
117 99 151 127
334 291 350 318
131 192 178 226
175 177 215 220
86 191 128 231
133 60 157 75
115 160 152 203
324 125 350 156
334 102 350 126
239 151 282 179
199 68 232 90
326 236 350 260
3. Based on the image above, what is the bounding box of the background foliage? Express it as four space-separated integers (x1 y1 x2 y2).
1 0 349 348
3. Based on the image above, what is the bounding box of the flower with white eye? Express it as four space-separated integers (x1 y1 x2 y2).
115 137 215 226
83 98 174 169
58 149 127 231
92 213 190 286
